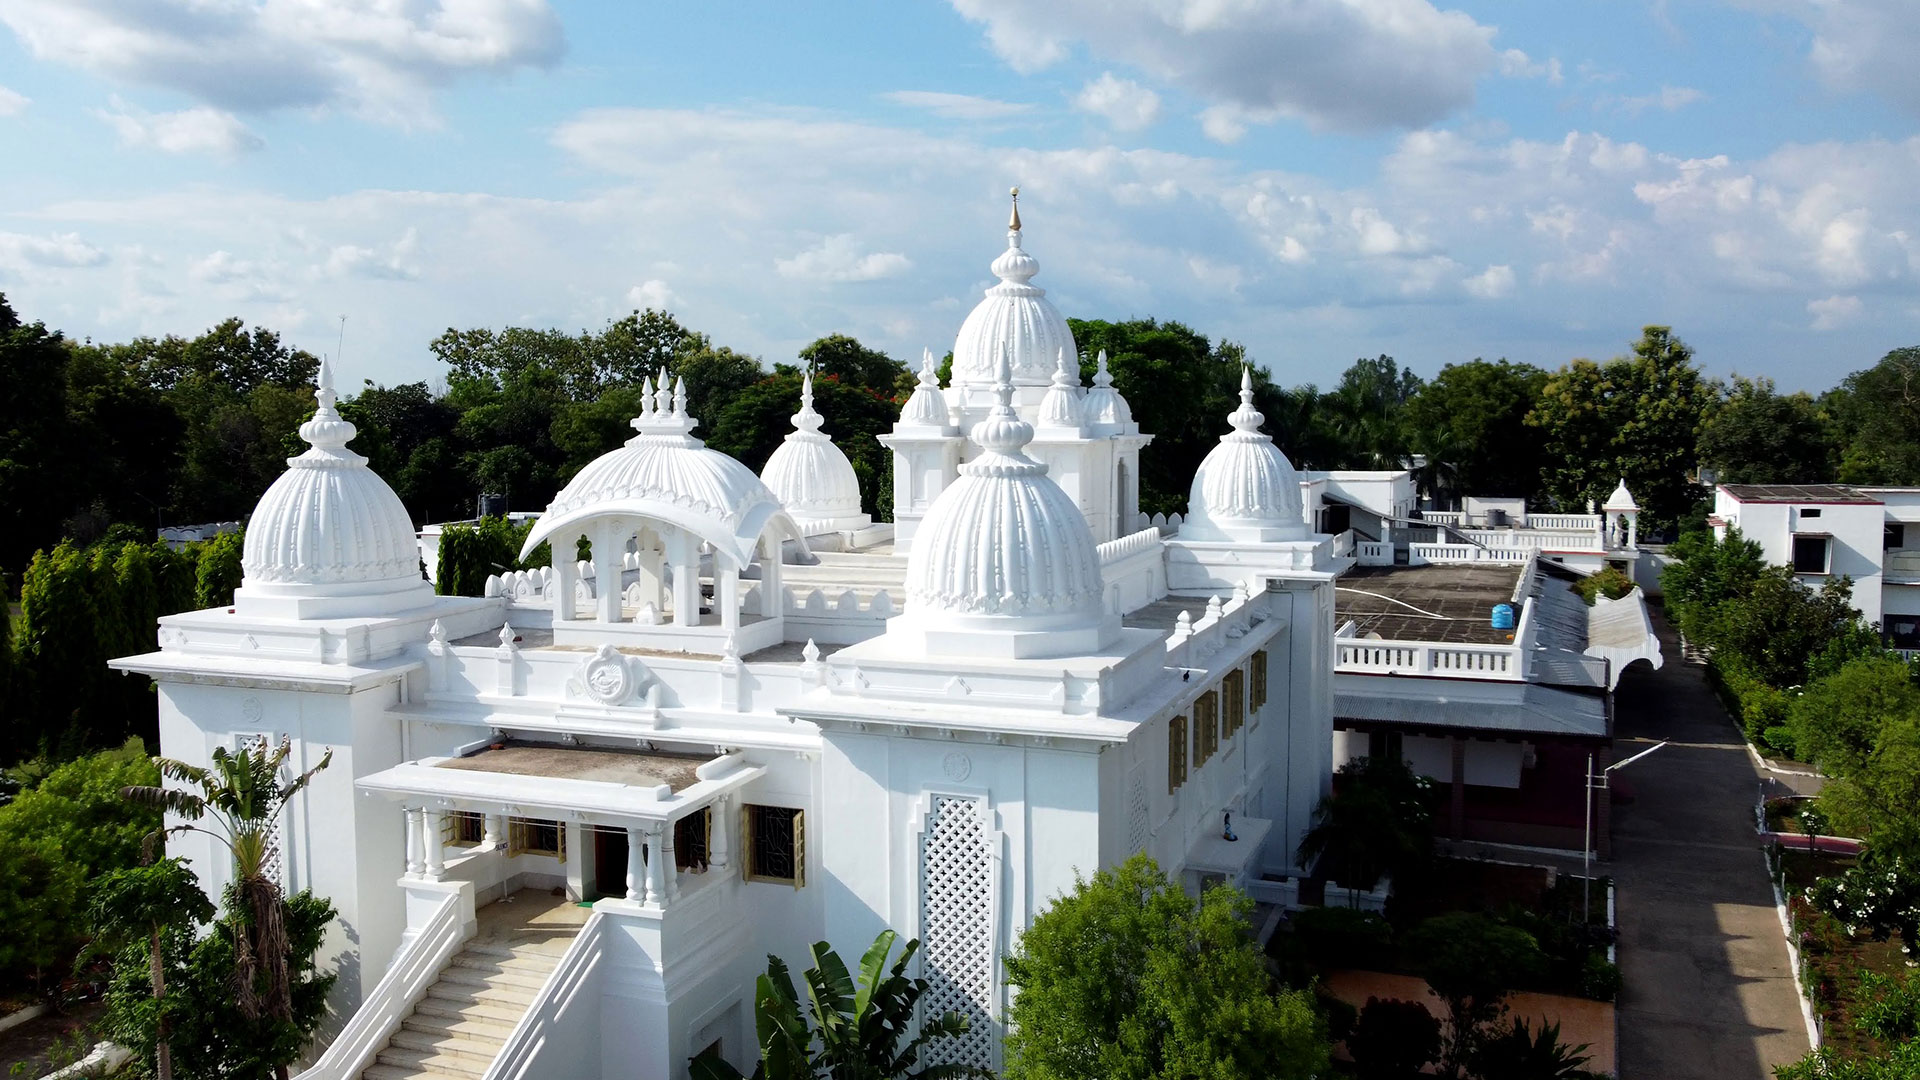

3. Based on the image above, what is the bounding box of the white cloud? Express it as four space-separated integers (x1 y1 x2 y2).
1808 293 1863 330
1073 73 1161 131
776 235 913 283
324 227 421 280
0 230 109 269
1732 0 1920 117
1498 49 1563 85
1198 105 1250 144
0 0 563 126
883 91 1033 120
0 84 27 116
1464 264 1515 298
96 100 262 155
1598 85 1705 115
628 279 675 309
190 250 256 283
948 0 1501 131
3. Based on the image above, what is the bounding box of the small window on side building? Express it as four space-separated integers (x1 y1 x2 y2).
1792 535 1831 574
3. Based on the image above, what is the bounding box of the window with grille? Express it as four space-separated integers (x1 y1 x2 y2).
1193 691 1219 765
1222 670 1245 737
507 817 565 861
443 810 485 848
237 734 286 889
1167 715 1188 794
1251 650 1269 713
676 807 712 873
918 795 995 1073
744 805 804 886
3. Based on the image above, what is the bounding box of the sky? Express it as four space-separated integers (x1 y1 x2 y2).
0 1 1917 395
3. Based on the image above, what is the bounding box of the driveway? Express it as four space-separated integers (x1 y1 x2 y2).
1608 612 1811 1079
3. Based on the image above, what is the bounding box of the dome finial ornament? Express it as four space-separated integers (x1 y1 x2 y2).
1229 364 1265 433
953 191 1074 386
971 347 1037 457
297 355 358 453
897 347 953 429
1038 346 1086 430
792 370 825 435
1009 186 1022 232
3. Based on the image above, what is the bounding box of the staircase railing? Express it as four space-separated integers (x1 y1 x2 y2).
298 886 471 1080
480 911 607 1080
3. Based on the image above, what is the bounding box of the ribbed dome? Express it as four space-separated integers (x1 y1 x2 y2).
951 192 1076 388
1603 478 1639 512
1181 367 1309 543
896 351 1116 658
236 359 431 617
521 376 794 568
898 349 954 429
1082 350 1136 432
760 371 871 535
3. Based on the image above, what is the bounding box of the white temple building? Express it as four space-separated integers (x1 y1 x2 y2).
112 195 1349 1080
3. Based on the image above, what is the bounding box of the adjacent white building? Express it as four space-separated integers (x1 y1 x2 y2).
113 197 1350 1080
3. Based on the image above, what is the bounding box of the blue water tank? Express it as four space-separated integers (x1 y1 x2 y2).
1491 603 1516 630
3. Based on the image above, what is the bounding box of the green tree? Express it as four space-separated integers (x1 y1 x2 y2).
14 540 106 757
708 368 901 519
690 930 979 1080
1702 567 1866 688
1405 359 1549 501
1002 853 1328 1080
122 738 333 1035
0 295 85 573
1697 375 1835 486
1405 912 1545 1078
1528 326 1713 530
1830 346 1920 486
1296 757 1435 902
1324 355 1423 469
1788 656 1920 780
89 858 215 1080
195 530 246 610
1470 1018 1603 1080
437 515 539 597
1348 997 1441 1080
1661 527 1766 647
799 334 913 397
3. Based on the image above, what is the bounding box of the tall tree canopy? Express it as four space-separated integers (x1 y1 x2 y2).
1831 346 1920 485
1696 375 1835 486
1404 358 1547 502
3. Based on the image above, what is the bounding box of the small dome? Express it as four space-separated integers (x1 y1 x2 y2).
898 349 954 429
951 190 1077 389
897 350 1115 658
1082 349 1135 432
1603 478 1639 512
235 359 431 618
1182 367 1309 543
760 371 872 535
522 376 795 568
1036 348 1085 431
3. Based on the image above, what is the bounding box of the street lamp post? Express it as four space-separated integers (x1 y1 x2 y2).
1584 740 1670 922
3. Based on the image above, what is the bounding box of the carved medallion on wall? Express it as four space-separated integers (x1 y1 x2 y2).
568 644 636 706
241 696 264 724
941 751 972 782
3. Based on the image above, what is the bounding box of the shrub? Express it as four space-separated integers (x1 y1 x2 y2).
1854 969 1920 1043
437 515 538 597
1348 997 1441 1080
1579 953 1622 1002
1290 906 1396 973
1574 565 1634 605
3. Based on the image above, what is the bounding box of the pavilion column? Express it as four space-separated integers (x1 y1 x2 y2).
645 823 668 907
553 540 580 621
672 534 700 627
709 797 731 870
626 826 645 903
760 547 782 618
403 806 423 877
422 809 446 881
483 813 504 850
594 522 625 624
720 563 741 632
1627 514 1638 550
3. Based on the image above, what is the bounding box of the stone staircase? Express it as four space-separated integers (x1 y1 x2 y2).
360 892 585 1080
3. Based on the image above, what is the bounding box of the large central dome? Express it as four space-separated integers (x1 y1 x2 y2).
950 190 1077 389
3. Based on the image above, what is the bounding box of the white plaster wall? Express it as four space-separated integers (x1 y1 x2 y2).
1715 492 1885 625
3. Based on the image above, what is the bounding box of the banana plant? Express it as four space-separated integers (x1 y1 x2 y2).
692 929 987 1080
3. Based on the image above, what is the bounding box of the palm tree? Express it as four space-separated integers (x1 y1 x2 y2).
122 738 331 1034
1296 758 1435 906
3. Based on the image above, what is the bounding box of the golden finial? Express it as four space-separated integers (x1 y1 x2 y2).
1009 185 1022 231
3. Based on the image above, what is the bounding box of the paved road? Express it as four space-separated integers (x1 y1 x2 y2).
1609 613 1810 1079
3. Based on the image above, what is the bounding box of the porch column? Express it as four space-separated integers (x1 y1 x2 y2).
760 545 782 617
594 521 625 624
661 821 680 902
645 823 668 907
719 562 741 632
626 826 645 903
710 797 731 870
553 539 580 621
423 809 446 881
403 806 423 877
483 813 504 850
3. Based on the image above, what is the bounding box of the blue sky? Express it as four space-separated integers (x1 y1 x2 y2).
1 1 1917 395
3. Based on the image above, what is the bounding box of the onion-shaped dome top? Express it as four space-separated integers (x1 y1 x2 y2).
239 358 429 608
520 375 797 568
898 348 954 429
1182 367 1309 543
951 189 1077 389
760 371 871 534
1603 478 1640 512
1037 348 1086 431
904 350 1108 644
1081 349 1135 432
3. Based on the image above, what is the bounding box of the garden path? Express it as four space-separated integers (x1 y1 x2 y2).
1609 611 1811 1079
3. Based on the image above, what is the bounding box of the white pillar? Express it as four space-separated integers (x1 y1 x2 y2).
1627 513 1638 550
626 826 645 903
595 522 624 624
554 542 579 622
423 809 445 880
720 563 741 632
709 798 730 870
484 813 504 850
672 534 700 627
404 806 423 878
645 823 668 907
760 545 782 618
662 820 680 901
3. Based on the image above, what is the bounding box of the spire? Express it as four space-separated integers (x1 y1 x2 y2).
1009 185 1022 232
898 347 953 429
1093 349 1113 387
970 347 1037 458
791 370 825 435
297 355 358 453
1228 365 1266 435
1038 346 1085 430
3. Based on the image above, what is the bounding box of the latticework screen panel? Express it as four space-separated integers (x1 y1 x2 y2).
919 795 994 1073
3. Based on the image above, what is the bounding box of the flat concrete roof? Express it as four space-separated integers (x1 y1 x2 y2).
1720 483 1879 504
436 743 710 791
1123 597 1213 632
1336 564 1521 645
